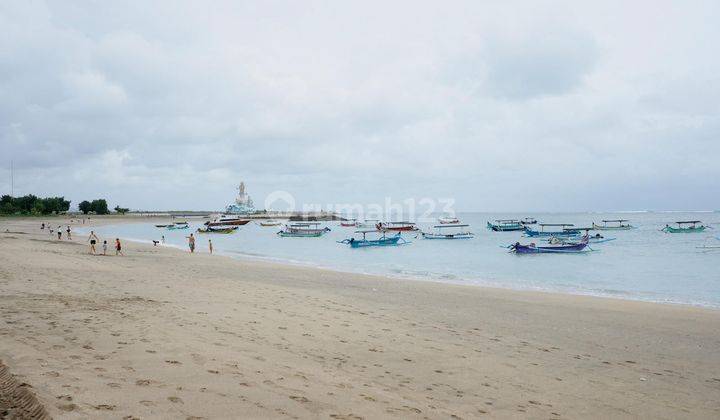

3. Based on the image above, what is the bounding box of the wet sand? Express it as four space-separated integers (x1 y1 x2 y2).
1 217 719 419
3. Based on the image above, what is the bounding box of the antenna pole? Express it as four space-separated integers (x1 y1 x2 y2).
10 160 13 197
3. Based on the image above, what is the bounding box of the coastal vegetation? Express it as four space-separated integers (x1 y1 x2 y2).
78 199 109 215
0 194 70 215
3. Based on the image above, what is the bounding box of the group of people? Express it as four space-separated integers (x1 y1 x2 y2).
41 222 72 240
87 231 123 256
185 233 213 254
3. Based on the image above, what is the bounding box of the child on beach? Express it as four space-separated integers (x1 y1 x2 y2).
57 226 62 240
88 231 99 254
41 223 45 230
209 239 213 254
66 226 71 240
187 233 195 253
115 238 123 256
102 240 107 255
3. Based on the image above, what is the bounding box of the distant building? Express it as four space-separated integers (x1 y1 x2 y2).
225 182 256 214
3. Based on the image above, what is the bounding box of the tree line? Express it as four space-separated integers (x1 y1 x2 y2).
0 195 129 215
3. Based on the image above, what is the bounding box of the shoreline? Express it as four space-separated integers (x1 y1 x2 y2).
74 217 720 311
2 216 720 418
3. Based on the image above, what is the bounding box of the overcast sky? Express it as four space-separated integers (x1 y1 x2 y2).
1 0 719 212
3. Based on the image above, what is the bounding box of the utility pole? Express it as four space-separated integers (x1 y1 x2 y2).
10 160 13 197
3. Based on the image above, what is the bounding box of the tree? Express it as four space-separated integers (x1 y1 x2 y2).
78 200 92 214
90 199 109 215
114 205 129 214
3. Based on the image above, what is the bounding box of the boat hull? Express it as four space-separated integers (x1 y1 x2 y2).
278 231 327 237
511 242 588 254
663 226 706 233
487 222 524 231
349 236 402 248
524 229 580 237
422 233 474 239
207 219 250 227
592 223 633 230
197 227 238 234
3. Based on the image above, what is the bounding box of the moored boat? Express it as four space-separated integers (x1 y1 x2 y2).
356 219 379 229
205 215 251 227
592 219 634 230
167 222 189 230
509 237 590 254
277 223 331 237
662 221 706 233
438 215 460 224
422 224 474 239
487 220 524 232
524 224 581 237
155 224 172 228
259 219 282 227
196 226 238 234
376 222 419 232
340 219 357 227
338 230 409 248
520 217 537 225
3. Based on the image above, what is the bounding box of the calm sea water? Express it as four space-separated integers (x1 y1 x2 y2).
80 212 720 308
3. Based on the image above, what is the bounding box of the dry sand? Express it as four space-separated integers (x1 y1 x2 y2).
1 217 719 419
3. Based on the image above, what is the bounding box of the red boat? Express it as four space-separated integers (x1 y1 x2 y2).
205 215 251 227
340 220 357 227
376 222 418 232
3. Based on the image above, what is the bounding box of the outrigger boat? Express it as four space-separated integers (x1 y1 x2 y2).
487 219 524 232
259 219 282 227
205 215 251 227
356 219 379 229
277 222 331 237
155 224 172 228
592 219 634 230
438 215 460 224
167 222 189 230
524 223 581 237
196 226 238 234
520 217 537 225
338 230 409 248
509 237 590 254
376 222 419 232
340 219 357 227
422 224 474 239
545 229 615 245
662 221 707 233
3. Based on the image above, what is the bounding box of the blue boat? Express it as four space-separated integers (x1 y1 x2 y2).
524 223 581 237
338 230 409 248
487 219 524 231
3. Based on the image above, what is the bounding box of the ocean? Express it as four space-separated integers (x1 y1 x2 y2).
80 212 720 308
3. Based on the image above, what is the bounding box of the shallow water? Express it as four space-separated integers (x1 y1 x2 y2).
80 212 720 308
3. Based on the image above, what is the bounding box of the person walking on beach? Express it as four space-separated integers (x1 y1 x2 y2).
88 231 99 254
66 226 72 240
115 238 123 256
57 226 62 240
187 233 195 253
208 239 213 254
161 235 165 244
102 240 108 255
41 222 45 231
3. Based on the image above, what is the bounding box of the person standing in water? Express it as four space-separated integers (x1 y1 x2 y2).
57 226 62 240
66 225 72 240
115 238 123 256
102 240 108 255
88 231 99 254
187 233 195 253
161 235 165 244
208 239 213 254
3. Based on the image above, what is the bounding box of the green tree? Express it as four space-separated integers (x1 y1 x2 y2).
78 200 92 214
90 199 109 215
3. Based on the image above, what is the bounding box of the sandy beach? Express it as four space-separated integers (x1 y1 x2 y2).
1 217 719 419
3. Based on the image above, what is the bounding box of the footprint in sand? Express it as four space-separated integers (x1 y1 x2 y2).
168 396 183 404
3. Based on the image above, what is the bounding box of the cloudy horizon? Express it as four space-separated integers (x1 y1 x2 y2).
1 1 719 212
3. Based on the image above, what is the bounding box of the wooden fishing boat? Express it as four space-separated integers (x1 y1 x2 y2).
509 237 590 254
166 223 189 230
376 222 419 232
662 221 706 233
277 223 331 237
205 215 251 227
524 224 581 237
422 224 474 239
338 230 409 248
487 220 524 232
196 226 238 234
259 219 282 227
520 217 537 225
592 219 634 230
438 215 460 224
340 219 357 227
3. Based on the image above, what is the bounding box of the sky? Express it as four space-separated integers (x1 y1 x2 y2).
1 0 719 212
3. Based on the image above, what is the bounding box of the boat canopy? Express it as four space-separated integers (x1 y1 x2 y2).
676 220 701 224
495 219 520 223
602 219 628 223
540 223 574 227
433 224 470 228
290 222 322 227
387 221 414 224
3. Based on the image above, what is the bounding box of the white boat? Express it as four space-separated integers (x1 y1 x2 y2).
356 219 379 229
259 219 282 227
205 214 251 227
438 215 460 224
422 224 474 239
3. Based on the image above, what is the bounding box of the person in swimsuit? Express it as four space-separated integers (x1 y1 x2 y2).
208 239 213 254
115 238 123 256
187 233 195 253
57 226 62 240
102 240 107 255
88 231 99 254
66 226 72 240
